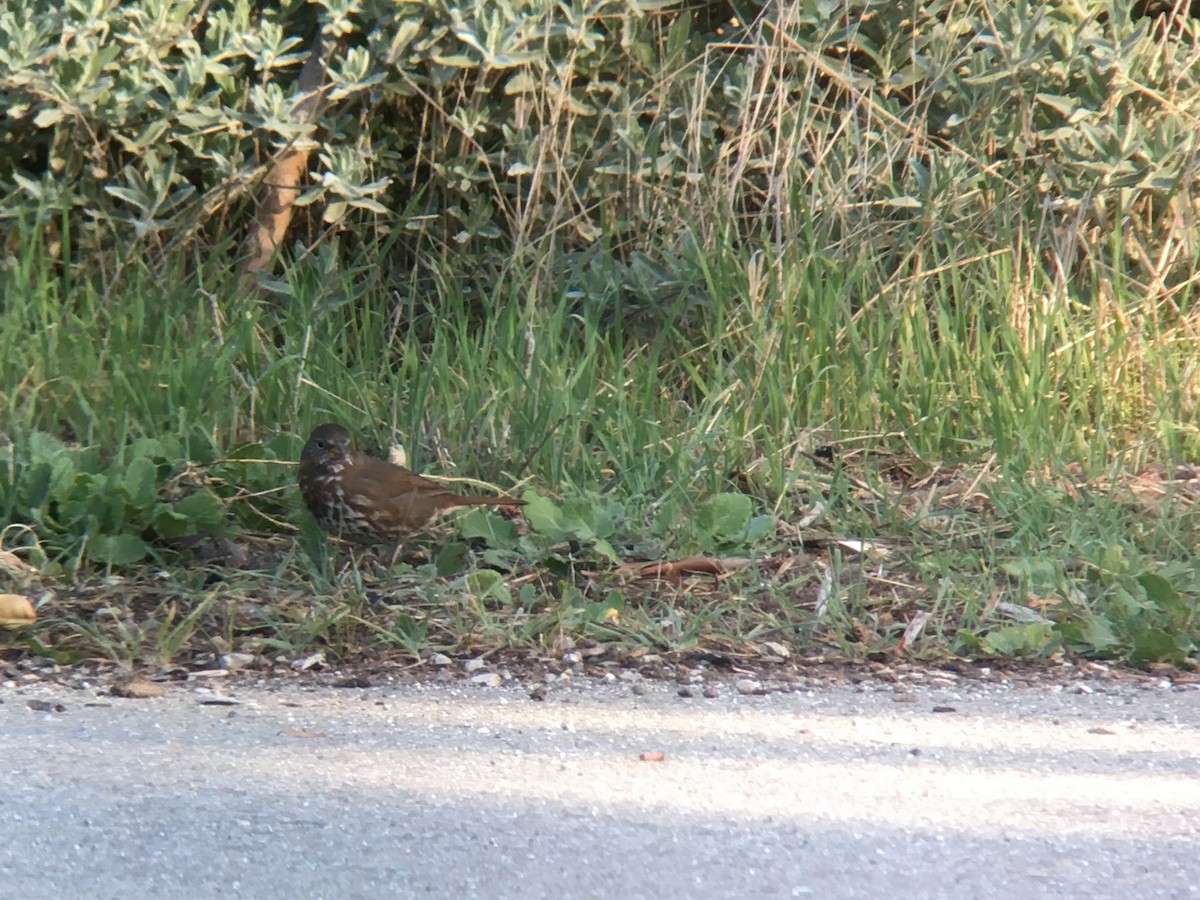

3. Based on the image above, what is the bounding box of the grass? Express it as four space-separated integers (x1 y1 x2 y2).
3 1 1200 674
2 215 1200 674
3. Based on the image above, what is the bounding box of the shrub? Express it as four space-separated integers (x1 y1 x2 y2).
1 1 1197 300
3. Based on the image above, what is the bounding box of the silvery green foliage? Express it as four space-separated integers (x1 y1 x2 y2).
0 0 390 252
1 0 1198 277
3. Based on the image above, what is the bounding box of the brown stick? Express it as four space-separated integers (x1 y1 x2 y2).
239 35 328 288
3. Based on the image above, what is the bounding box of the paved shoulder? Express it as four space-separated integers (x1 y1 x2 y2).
2 676 1198 899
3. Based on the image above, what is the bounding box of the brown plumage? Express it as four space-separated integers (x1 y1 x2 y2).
298 423 524 541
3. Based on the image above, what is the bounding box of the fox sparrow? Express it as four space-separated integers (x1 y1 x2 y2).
298 423 524 541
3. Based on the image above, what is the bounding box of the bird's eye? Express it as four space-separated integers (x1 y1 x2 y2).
315 439 326 450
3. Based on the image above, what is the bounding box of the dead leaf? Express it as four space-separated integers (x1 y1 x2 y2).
897 611 930 652
0 550 34 576
834 538 890 558
1088 726 1118 736
110 675 166 699
239 36 327 288
639 751 666 762
614 556 755 583
285 729 327 739
0 593 36 626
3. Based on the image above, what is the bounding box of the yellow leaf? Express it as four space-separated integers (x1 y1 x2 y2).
0 594 36 627
0 550 34 575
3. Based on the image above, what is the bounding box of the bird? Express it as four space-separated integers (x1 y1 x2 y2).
298 423 524 545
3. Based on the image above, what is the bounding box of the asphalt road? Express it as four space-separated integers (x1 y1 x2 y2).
2 670 1198 899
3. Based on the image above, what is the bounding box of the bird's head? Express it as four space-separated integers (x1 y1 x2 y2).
301 423 354 469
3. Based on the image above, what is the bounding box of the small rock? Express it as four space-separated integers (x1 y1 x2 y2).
219 653 256 671
677 686 695 698
27 699 65 712
735 679 763 695
760 641 790 659
632 683 647 696
462 657 487 673
703 686 720 699
290 651 326 672
429 653 453 666
528 684 548 701
470 672 501 688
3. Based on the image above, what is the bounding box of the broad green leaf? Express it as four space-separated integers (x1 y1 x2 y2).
522 492 564 537
1129 628 1186 665
1067 615 1120 651
122 456 159 509
25 636 83 665
1138 573 1181 609
982 623 1057 656
696 493 752 542
28 431 68 464
459 509 519 549
174 491 226 529
128 437 164 459
435 541 469 575
592 538 619 562
89 533 150 565
745 514 775 542
466 569 511 604
152 505 190 539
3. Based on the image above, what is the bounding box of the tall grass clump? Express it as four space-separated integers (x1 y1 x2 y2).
1 0 1199 592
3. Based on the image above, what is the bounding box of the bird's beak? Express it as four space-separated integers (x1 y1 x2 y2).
326 447 343 461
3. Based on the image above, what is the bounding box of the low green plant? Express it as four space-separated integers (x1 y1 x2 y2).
3 1 1200 673
0 432 227 570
